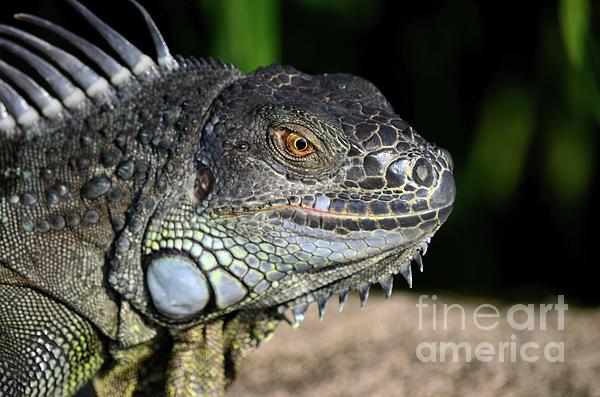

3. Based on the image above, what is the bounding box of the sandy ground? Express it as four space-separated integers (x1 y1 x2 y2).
227 292 600 397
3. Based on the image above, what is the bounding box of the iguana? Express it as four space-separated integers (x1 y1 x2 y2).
0 1 455 396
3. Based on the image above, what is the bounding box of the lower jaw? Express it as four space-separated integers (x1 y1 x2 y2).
246 239 424 318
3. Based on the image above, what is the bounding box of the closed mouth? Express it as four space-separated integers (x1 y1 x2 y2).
215 201 452 232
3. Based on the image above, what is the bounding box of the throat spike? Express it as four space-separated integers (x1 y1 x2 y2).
338 289 349 312
420 241 429 256
291 303 308 328
399 262 413 288
379 276 394 300
318 294 330 321
358 284 370 309
414 252 424 272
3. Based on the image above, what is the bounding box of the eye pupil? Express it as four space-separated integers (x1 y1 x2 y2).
295 138 308 151
276 128 314 158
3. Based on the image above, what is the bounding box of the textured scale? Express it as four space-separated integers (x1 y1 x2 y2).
0 1 455 396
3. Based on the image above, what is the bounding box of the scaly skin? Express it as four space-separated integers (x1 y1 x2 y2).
0 2 455 396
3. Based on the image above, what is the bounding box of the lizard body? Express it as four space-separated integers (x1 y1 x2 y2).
0 1 455 396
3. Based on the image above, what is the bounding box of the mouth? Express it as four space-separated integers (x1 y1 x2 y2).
214 169 455 234
215 199 453 233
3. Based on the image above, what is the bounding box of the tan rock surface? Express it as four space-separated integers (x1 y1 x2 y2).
228 292 600 397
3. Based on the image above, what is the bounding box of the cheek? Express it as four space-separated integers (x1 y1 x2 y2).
213 159 264 200
227 154 253 172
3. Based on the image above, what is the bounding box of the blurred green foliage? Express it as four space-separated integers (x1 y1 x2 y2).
200 0 280 72
560 0 589 69
551 0 597 207
462 83 535 206
546 120 594 204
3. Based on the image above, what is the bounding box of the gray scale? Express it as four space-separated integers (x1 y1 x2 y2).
146 255 210 320
228 261 248 278
259 261 274 273
244 254 259 268
207 269 247 309
265 270 284 282
214 250 233 266
253 280 270 294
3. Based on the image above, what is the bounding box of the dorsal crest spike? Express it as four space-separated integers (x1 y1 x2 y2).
0 77 39 126
0 24 109 98
63 0 156 76
0 101 17 132
127 0 177 69
0 37 86 109
0 58 63 118
14 13 133 87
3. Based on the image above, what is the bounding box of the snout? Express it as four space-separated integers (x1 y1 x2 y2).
431 171 455 208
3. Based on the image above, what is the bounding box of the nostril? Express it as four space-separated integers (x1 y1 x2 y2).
415 164 429 181
430 171 456 207
412 158 433 186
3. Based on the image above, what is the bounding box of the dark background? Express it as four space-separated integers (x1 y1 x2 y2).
1 0 598 304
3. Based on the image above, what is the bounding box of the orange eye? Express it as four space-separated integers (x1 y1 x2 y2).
283 131 314 157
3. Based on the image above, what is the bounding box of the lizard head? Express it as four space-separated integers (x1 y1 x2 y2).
143 65 454 325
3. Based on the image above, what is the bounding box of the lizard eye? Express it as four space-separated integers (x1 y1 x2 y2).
275 127 314 158
266 120 330 174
